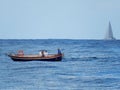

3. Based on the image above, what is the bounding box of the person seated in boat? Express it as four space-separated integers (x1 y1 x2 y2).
58 48 62 55
39 50 45 57
39 50 49 57
44 50 48 57
17 50 24 56
39 51 42 56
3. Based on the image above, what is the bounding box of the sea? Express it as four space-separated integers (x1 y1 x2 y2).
0 39 120 90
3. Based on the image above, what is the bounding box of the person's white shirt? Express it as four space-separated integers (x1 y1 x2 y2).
44 51 48 56
39 51 42 56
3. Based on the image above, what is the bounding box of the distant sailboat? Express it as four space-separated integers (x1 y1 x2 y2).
105 22 116 40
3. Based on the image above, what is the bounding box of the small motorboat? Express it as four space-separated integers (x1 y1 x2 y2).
8 49 63 61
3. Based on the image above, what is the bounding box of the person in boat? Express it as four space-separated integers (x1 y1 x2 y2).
41 50 45 57
39 50 48 57
17 50 24 56
39 50 47 57
44 50 48 56
58 48 62 55
39 51 42 56
39 50 44 57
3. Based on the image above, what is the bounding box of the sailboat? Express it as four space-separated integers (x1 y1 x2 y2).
105 22 116 40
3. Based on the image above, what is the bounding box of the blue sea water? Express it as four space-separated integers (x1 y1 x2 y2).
0 39 120 90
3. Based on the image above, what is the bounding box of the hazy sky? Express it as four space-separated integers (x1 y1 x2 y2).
0 0 120 39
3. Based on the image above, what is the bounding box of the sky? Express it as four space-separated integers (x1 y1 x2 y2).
0 0 120 39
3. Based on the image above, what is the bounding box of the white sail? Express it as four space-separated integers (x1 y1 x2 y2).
105 22 116 40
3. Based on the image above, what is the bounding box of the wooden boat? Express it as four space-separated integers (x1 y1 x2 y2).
8 49 63 61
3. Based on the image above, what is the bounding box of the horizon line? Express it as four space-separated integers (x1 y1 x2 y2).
0 38 119 40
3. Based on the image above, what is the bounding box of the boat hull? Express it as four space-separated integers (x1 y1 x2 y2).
8 54 63 61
